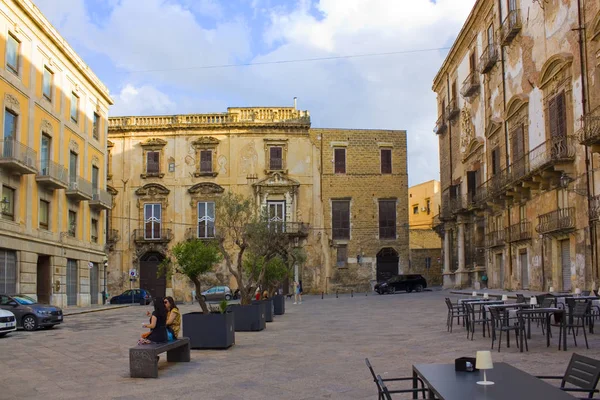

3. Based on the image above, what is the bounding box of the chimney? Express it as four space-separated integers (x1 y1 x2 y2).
293 97 297 109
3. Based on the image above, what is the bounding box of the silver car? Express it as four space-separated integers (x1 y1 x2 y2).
201 286 232 301
0 294 63 331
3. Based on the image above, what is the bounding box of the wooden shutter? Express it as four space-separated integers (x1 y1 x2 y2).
548 96 558 139
556 92 566 139
381 149 392 174
200 150 212 172
269 147 282 170
467 171 477 199
379 200 396 239
332 201 350 239
334 148 346 174
147 151 159 173
492 148 501 175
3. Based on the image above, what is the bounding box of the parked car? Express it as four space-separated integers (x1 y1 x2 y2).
374 274 427 294
110 289 152 305
0 308 17 337
0 294 63 331
201 286 232 301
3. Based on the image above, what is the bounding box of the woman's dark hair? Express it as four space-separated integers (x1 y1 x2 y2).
166 296 178 310
153 297 167 318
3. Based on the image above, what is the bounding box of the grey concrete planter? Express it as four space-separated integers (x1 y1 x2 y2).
272 295 285 315
182 311 235 349
252 299 274 322
228 304 266 331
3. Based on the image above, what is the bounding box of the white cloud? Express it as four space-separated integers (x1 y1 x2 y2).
112 84 176 116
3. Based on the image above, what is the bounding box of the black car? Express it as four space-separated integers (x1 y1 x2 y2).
374 274 427 294
110 289 152 305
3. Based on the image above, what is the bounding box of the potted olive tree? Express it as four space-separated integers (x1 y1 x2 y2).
161 239 234 349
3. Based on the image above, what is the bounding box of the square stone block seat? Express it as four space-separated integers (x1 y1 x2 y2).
129 337 191 378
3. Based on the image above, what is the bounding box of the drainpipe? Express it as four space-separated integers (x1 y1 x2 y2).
576 0 596 284
498 0 513 288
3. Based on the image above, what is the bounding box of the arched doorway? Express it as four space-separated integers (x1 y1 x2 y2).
139 252 166 299
377 247 399 282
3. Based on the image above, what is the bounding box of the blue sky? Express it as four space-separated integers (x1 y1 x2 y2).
35 0 475 185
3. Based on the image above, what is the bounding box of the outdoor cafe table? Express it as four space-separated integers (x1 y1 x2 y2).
411 362 576 399
516 308 566 352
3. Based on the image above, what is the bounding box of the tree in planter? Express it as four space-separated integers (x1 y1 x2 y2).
159 239 222 314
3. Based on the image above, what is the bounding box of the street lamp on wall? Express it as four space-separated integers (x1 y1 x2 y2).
559 173 587 197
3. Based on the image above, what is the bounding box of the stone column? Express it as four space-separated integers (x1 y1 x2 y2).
455 221 470 288
442 229 454 289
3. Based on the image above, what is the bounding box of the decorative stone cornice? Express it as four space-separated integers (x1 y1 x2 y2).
188 182 225 195
253 171 300 188
192 136 220 147
140 138 167 148
107 185 118 196
41 119 53 134
135 183 170 196
69 140 79 154
107 140 114 148
91 156 100 167
4 93 20 112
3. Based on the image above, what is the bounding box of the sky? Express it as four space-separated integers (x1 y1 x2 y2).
34 0 476 186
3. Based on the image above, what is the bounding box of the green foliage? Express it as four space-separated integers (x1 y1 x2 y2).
219 299 228 314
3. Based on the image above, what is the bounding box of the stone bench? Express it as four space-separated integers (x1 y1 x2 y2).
129 337 191 378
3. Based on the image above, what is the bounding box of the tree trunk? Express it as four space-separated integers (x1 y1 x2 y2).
192 277 209 314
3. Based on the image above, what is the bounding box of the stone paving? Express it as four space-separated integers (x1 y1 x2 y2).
2 290 600 400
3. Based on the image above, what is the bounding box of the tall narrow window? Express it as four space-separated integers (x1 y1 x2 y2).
6 34 19 76
508 0 517 12
491 147 501 175
381 148 392 174
39 200 49 230
197 201 215 238
41 134 51 174
144 203 161 239
200 150 212 173
548 91 567 140
470 52 476 73
92 166 99 194
332 200 350 240
336 246 347 268
4 109 17 140
269 146 283 170
487 24 494 50
69 151 78 183
68 210 77 236
92 113 99 140
1 186 15 221
91 219 98 243
334 148 346 174
379 200 396 239
519 205 526 222
43 67 53 101
146 151 160 174
426 199 431 215
70 92 79 123
451 81 457 102
267 201 285 232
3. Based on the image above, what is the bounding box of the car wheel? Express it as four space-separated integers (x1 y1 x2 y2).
389 287 395 294
225 294 232 301
415 284 424 292
406 286 413 293
22 315 38 331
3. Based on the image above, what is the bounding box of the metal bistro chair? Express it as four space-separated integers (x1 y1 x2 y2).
445 298 467 333
366 358 427 400
489 307 527 352
465 302 491 341
537 353 600 398
561 302 591 349
516 294 526 304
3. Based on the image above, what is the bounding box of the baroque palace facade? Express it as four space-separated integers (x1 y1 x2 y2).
434 0 600 291
0 0 113 307
106 107 408 300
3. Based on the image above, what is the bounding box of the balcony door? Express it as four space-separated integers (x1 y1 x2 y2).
41 135 50 174
496 253 504 288
69 151 77 183
267 201 285 232
92 166 99 192
144 203 161 239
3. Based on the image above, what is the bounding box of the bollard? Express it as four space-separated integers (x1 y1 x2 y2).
336 290 338 298
351 290 353 297
321 292 324 299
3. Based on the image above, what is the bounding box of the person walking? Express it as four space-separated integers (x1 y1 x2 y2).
294 281 302 304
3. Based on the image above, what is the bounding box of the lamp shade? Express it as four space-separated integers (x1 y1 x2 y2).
483 293 489 299
475 351 494 370
530 296 538 305
549 287 555 293
575 288 582 295
472 291 477 297
502 295 508 301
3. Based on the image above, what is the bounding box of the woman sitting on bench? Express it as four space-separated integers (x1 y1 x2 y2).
138 297 168 345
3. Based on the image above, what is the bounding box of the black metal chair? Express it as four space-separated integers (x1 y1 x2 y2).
561 303 590 349
489 307 527 352
445 298 467 332
516 294 526 303
537 353 600 398
464 302 490 340
366 358 427 399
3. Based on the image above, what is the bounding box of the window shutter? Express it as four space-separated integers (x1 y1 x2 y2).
270 147 283 170
556 92 566 139
200 150 212 172
548 96 558 139
334 148 346 174
381 149 392 174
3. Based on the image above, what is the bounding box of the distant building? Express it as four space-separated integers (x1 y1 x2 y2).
408 180 442 285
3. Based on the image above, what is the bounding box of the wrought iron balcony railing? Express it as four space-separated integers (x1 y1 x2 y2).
460 70 480 98
0 138 37 174
527 136 576 174
501 9 521 46
66 176 93 201
36 160 68 189
435 113 447 135
508 222 531 242
133 228 173 243
90 189 112 210
536 208 575 235
579 108 600 146
479 44 498 74
446 99 459 121
486 229 506 248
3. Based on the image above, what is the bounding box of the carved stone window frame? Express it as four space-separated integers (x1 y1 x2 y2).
140 138 167 179
264 138 288 174
135 183 170 231
191 137 219 177
4 93 21 140
484 120 504 180
188 183 225 236
539 54 574 141
505 95 529 161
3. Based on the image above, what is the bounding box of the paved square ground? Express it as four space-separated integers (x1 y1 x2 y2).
2 290 600 399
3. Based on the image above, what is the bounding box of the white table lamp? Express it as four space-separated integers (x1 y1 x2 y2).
475 351 494 385
472 291 477 297
549 286 555 293
502 295 508 301
483 293 489 299
530 296 538 305
575 288 582 296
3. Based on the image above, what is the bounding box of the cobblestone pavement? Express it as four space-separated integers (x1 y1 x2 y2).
2 290 600 400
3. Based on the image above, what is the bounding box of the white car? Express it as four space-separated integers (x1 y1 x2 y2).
0 308 17 337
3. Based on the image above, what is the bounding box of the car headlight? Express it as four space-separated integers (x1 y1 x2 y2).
36 310 50 315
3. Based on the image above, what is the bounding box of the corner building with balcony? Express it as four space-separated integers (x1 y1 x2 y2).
0 0 113 306
433 0 600 291
106 108 408 300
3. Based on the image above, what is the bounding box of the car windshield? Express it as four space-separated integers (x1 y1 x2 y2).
13 295 36 305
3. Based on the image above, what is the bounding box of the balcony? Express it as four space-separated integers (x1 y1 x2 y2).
107 229 120 244
508 222 531 242
435 113 447 135
536 208 575 235
446 100 459 121
133 228 173 243
65 177 93 202
527 136 576 176
486 229 506 248
89 188 112 210
579 108 600 151
36 160 68 190
590 195 600 221
460 70 480 98
185 227 216 241
0 138 37 174
479 44 498 74
501 9 521 46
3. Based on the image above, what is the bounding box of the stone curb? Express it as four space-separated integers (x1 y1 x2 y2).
63 304 136 316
